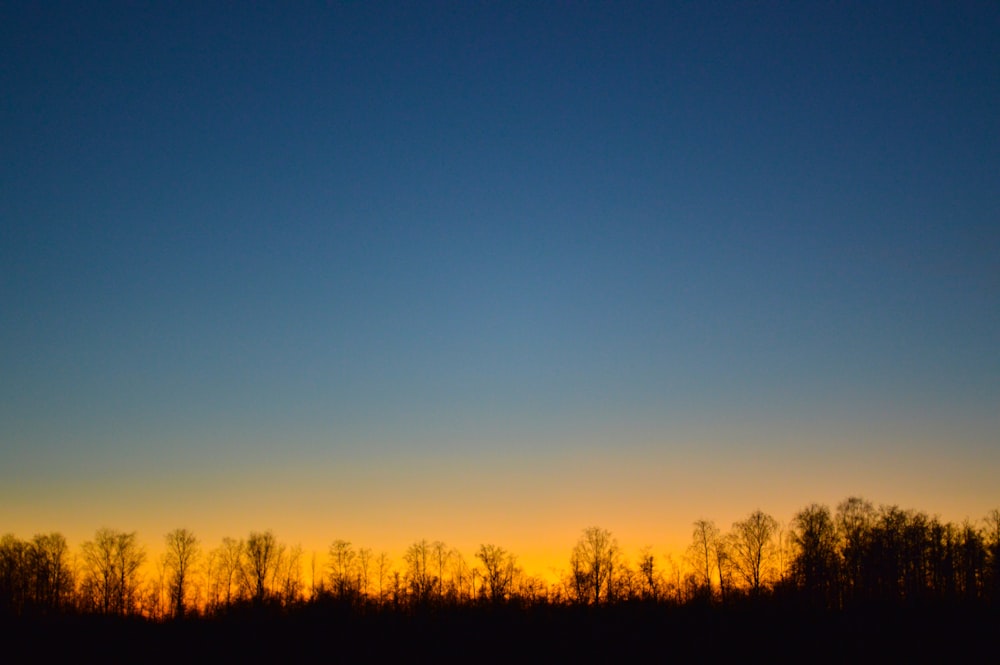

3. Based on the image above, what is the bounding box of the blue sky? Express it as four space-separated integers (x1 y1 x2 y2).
2 2 998 562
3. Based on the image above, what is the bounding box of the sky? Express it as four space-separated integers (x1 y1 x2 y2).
2 1 999 576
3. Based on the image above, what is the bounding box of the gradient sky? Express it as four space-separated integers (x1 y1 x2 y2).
2 2 998 574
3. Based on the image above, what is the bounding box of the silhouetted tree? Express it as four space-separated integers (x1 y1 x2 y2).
431 541 450 601
447 548 472 603
242 530 282 605
375 551 392 606
356 547 373 600
7 494 1000 621
835 496 874 606
389 570 405 609
926 518 957 602
869 505 909 602
1 534 74 616
0 534 29 616
728 510 778 596
789 503 839 607
80 528 145 615
477 544 517 603
277 544 303 605
404 539 435 605
163 528 199 618
570 526 619 604
637 546 663 602
29 532 74 614
956 520 986 601
328 540 362 602
900 509 931 602
206 536 244 611
686 519 721 601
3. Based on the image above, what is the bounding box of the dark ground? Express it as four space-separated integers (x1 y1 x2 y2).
5 603 996 664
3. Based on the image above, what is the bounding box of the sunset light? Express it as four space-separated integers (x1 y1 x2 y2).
2 1 998 660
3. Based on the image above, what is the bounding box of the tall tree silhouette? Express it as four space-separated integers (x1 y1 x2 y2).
243 531 283 605
636 546 664 602
477 544 517 603
570 527 619 604
374 551 392 606
163 528 199 618
835 496 874 606
404 539 435 605
0 534 28 616
26 533 74 614
207 536 244 610
80 528 145 615
328 540 359 602
686 519 721 601
431 541 450 601
277 544 303 605
956 520 986 601
728 510 778 596
789 504 839 607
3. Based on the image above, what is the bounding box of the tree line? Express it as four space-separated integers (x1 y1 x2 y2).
3 497 999 620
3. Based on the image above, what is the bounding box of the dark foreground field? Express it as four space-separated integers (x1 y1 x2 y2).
6 603 997 664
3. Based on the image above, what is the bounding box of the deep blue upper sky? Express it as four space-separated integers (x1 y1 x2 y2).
2 1 998 481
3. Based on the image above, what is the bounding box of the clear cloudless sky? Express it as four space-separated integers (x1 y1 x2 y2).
2 1 999 575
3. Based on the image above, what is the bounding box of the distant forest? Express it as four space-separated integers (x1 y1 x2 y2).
5 496 1000 661
4 496 999 620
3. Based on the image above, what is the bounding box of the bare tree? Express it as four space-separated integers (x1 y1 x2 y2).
80 528 146 615
277 544 303 605
404 539 434 604
836 496 874 604
570 526 619 604
242 530 283 605
637 546 662 601
0 534 29 616
789 504 838 607
477 544 517 603
686 519 720 601
956 520 985 601
446 547 471 603
375 551 392 606
163 528 199 618
356 547 372 600
328 540 359 601
431 541 450 600
79 530 114 615
27 533 73 614
728 510 778 596
143 554 169 619
661 554 684 604
309 551 320 600
208 537 244 610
